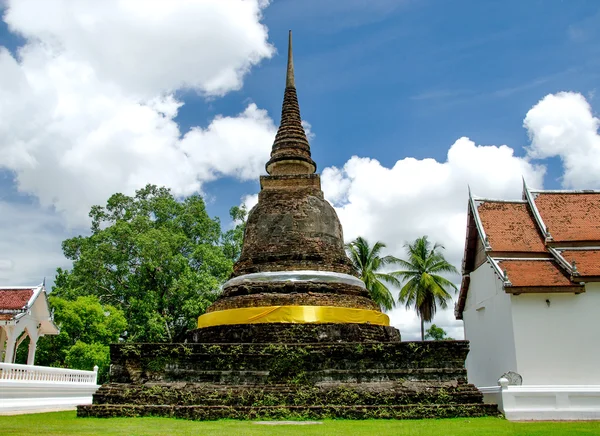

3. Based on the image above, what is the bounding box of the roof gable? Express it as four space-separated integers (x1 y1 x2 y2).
457 186 599 319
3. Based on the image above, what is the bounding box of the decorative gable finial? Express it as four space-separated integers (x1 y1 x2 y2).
571 260 578 274
503 269 508 281
484 235 491 250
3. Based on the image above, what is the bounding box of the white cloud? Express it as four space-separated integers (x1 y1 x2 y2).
322 137 546 339
301 120 315 141
0 1 275 226
4 0 274 98
524 92 600 188
241 193 259 212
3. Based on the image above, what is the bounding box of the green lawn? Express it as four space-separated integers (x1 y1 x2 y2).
1 412 599 436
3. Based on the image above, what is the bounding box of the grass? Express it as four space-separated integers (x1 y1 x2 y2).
1 412 599 436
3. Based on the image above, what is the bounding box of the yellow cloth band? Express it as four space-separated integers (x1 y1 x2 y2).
197 305 389 328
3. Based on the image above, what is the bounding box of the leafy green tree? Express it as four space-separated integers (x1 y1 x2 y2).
424 324 454 341
396 236 458 341
346 237 402 311
222 205 247 262
35 296 126 382
52 185 232 342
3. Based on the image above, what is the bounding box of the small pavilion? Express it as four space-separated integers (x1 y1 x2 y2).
0 284 59 365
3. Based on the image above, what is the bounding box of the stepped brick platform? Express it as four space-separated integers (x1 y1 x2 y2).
78 341 499 419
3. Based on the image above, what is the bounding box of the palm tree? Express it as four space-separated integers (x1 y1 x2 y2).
346 236 402 311
396 236 458 341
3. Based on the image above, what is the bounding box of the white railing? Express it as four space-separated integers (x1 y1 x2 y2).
0 363 98 384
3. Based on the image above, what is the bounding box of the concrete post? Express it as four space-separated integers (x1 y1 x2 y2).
3 328 16 363
0 327 6 361
27 336 37 365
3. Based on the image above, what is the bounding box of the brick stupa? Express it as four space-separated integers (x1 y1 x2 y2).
79 32 498 420
190 31 400 344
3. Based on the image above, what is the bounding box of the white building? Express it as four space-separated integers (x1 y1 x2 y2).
456 183 600 420
0 284 99 413
0 284 59 364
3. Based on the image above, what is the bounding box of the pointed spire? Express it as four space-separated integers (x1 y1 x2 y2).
286 30 295 88
265 31 316 176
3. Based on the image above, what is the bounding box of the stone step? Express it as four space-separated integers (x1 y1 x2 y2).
78 403 500 420
92 382 484 407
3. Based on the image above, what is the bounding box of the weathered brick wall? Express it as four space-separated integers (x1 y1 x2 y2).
208 293 379 312
220 281 370 299
233 184 354 277
188 323 400 344
108 341 469 385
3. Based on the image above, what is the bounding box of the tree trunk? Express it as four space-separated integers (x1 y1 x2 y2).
420 317 425 341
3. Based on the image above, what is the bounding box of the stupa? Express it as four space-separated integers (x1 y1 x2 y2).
79 32 497 420
190 31 399 345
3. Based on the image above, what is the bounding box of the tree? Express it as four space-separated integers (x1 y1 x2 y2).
222 205 247 262
346 237 402 311
424 324 454 341
35 296 126 382
52 185 233 343
396 236 458 341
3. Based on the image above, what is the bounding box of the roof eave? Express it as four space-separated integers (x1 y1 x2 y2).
506 285 585 294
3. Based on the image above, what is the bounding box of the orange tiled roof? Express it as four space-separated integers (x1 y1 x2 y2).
496 259 573 288
0 314 15 321
533 193 600 242
559 249 600 277
477 202 546 252
0 289 33 310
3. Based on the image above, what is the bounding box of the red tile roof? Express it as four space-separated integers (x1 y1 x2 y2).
0 314 15 321
559 249 600 277
477 202 546 252
0 289 34 310
533 193 600 242
496 259 574 288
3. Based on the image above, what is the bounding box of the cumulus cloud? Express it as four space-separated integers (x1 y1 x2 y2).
3 0 274 98
524 92 600 188
321 137 546 339
0 1 275 226
241 193 259 212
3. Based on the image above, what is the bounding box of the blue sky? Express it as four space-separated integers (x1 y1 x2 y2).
173 0 600 220
1 0 599 338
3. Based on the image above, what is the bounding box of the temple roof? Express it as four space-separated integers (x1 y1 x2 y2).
0 285 58 334
456 186 600 319
476 200 546 253
555 248 600 277
265 31 316 176
0 288 35 310
530 191 600 242
494 258 581 290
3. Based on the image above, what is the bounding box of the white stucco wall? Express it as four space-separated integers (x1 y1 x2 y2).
463 261 518 387
511 282 600 385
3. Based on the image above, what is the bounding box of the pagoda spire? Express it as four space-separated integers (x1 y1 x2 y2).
265 30 316 176
286 30 295 88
